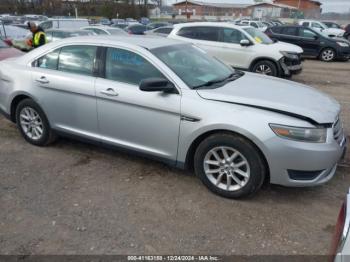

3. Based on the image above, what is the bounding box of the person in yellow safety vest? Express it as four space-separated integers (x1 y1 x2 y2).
27 22 47 49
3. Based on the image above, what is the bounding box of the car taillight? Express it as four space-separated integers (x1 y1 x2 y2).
330 190 350 261
330 202 346 260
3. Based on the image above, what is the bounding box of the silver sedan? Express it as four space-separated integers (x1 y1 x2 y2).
0 36 347 198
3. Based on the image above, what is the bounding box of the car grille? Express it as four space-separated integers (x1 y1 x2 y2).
333 117 345 146
284 54 302 66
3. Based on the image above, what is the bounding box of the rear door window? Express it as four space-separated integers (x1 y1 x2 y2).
58 45 97 76
270 27 282 34
177 26 219 42
282 27 297 36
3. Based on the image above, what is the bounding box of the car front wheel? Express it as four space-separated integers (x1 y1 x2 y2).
251 60 278 77
16 98 57 146
194 133 266 199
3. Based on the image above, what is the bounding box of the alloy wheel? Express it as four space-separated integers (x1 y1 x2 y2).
203 146 250 192
19 107 44 141
255 64 272 75
322 49 335 61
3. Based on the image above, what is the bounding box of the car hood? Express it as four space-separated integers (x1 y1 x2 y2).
0 47 23 61
325 28 345 36
196 73 340 124
269 41 303 53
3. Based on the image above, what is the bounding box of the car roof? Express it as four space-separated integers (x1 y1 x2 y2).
173 22 250 29
47 29 92 32
52 35 184 49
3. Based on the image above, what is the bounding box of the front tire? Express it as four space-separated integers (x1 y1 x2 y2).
320 48 336 62
16 98 57 146
194 133 266 199
251 60 278 77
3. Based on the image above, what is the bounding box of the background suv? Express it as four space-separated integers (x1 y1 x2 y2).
168 22 303 78
266 25 350 62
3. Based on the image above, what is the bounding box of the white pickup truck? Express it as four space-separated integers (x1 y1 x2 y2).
299 20 345 38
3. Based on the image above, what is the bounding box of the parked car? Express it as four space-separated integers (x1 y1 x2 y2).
0 24 29 40
168 22 303 78
0 36 346 198
265 25 350 62
331 188 350 261
111 23 128 30
237 20 267 32
125 18 138 25
345 24 350 41
323 21 342 29
38 19 89 30
298 20 345 38
46 29 96 42
125 24 148 35
145 26 173 37
99 18 111 26
147 22 172 30
0 39 23 60
81 26 127 36
140 17 150 25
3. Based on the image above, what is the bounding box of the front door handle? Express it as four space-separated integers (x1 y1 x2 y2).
35 76 49 84
100 88 119 97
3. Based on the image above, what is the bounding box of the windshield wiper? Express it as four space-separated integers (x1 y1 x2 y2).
192 72 243 89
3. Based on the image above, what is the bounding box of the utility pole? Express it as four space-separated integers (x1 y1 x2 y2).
185 0 188 20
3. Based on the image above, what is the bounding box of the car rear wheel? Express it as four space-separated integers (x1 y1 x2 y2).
194 133 266 199
16 99 57 146
251 60 278 77
320 48 336 62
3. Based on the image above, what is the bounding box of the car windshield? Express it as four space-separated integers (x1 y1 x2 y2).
257 22 265 28
319 22 328 30
244 27 273 44
151 44 238 89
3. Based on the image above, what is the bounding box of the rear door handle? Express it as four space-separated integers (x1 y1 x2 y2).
100 88 119 97
35 76 49 84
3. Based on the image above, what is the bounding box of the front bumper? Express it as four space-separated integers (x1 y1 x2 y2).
279 55 303 77
336 46 350 60
267 130 347 187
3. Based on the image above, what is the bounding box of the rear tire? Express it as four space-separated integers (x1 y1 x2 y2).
194 133 266 199
319 48 336 62
251 60 278 77
15 98 57 146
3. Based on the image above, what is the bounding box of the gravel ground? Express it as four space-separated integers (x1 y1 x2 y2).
0 59 349 256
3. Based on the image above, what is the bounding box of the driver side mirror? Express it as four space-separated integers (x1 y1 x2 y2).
139 78 178 94
313 35 319 40
240 39 251 47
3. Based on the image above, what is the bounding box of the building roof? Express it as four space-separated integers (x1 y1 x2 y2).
251 2 297 10
273 0 322 6
173 0 250 9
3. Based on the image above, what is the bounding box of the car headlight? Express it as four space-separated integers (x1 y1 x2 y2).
269 124 327 143
280 51 300 60
337 42 349 47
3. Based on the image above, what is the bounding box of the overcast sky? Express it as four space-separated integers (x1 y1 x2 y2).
167 0 350 13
